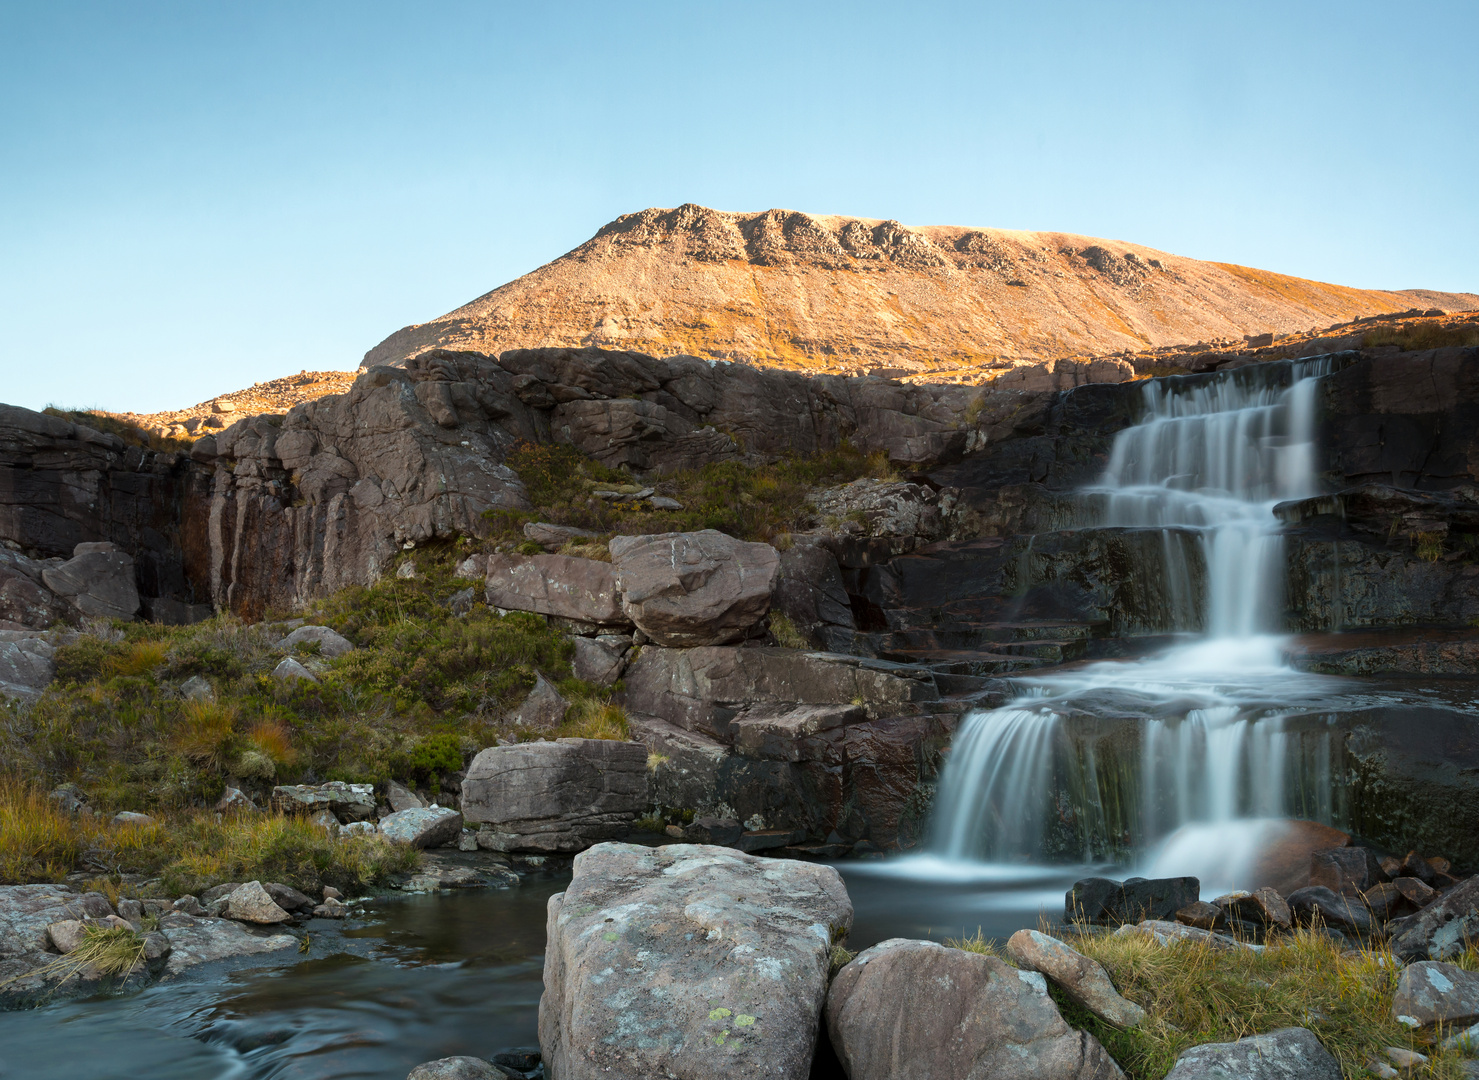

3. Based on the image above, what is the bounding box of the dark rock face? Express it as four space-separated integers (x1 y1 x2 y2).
1068 877 1201 925
624 646 948 848
0 404 208 622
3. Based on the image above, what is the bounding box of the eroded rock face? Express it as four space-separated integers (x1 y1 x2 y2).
0 631 56 702
609 530 779 647
1163 1027 1340 1080
539 842 852 1080
461 739 650 852
826 938 1124 1080
41 542 140 620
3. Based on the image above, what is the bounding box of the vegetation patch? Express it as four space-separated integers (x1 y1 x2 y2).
484 441 895 545
949 926 1479 1079
1363 321 1479 352
42 408 193 453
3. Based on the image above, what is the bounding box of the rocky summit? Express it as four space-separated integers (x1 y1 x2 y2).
363 204 1479 376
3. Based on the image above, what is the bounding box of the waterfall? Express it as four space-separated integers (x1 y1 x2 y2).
929 359 1342 877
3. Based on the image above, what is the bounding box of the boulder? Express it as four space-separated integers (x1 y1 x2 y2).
507 672 568 732
1175 901 1223 931
1391 874 1479 960
540 842 853 1080
46 919 92 954
271 781 377 822
484 553 625 625
277 624 355 658
406 1058 503 1080
1163 1027 1340 1080
159 916 297 974
380 806 464 848
608 530 780 646
40 542 140 620
339 821 378 837
0 633 56 702
385 779 426 812
1392 961 1479 1032
262 883 316 914
571 634 627 685
1287 886 1376 938
222 881 291 925
215 786 257 813
1006 929 1147 1029
827 938 1124 1080
1309 846 1382 895
1068 877 1201 925
462 739 649 852
1225 887 1293 930
271 657 318 684
180 674 214 701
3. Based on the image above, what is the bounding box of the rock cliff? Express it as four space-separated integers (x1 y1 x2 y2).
363 204 1479 375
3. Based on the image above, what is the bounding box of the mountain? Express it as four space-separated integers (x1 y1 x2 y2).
364 204 1479 375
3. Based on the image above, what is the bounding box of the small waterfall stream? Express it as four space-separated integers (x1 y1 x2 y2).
929 360 1342 887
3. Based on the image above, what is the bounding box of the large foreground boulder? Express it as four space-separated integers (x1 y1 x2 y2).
1162 1027 1340 1079
827 938 1123 1079
609 530 780 646
539 842 852 1080
461 739 649 852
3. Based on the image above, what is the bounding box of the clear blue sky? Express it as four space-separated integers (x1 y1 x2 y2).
3 1 1475 413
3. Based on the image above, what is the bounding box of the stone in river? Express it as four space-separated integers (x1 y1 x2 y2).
406 1057 503 1080
540 842 852 1080
222 881 291 924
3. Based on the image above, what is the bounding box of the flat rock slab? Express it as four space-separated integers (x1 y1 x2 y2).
827 938 1123 1080
462 738 649 852
159 915 298 975
271 781 377 822
540 842 852 1080
1163 1027 1340 1079
1007 929 1146 1029
1393 961 1479 1031
484 553 625 625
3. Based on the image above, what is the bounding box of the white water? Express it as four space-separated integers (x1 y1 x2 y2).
929 360 1341 889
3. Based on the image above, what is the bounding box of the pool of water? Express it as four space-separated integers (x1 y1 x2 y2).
0 858 1085 1080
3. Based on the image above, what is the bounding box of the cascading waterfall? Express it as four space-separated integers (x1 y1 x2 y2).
929 359 1341 884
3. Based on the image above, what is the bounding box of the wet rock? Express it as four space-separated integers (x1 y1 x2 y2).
385 779 426 813
1391 875 1479 960
402 865 514 891
484 552 625 625
262 883 315 914
1309 846 1382 895
1392 961 1479 1032
1175 901 1224 930
276 624 355 658
160 916 297 974
222 881 291 925
506 672 568 732
380 806 464 848
41 542 140 620
1163 1027 1340 1079
541 842 853 1080
462 739 648 852
1068 877 1201 925
271 657 317 684
1006 929 1147 1029
406 1058 503 1080
684 816 743 846
571 634 627 685
271 781 377 822
1286 886 1375 938
608 530 780 647
828 938 1124 1080
1226 887 1293 930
